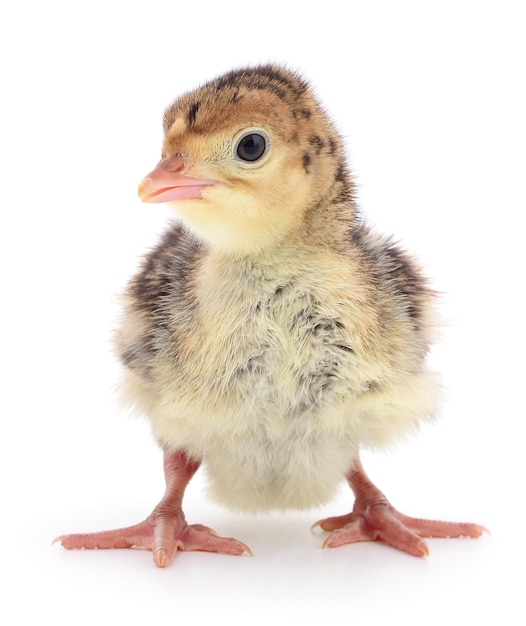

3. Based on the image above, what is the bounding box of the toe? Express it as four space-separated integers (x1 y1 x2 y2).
312 512 354 532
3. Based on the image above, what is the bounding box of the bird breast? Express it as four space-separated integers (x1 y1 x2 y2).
154 249 373 415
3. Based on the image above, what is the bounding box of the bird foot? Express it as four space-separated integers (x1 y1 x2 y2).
314 502 487 557
55 451 252 567
313 458 487 557
54 512 252 567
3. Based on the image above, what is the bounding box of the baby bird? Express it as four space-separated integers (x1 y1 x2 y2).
55 65 485 566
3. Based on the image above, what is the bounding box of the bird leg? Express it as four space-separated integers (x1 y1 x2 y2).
54 450 251 567
313 456 487 556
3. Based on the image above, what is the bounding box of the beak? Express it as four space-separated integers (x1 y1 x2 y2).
138 155 218 203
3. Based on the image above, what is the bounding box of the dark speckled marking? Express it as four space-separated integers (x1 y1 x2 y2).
130 226 197 318
131 259 172 313
308 135 325 154
250 65 308 97
230 89 243 103
297 357 342 413
246 79 287 99
120 345 138 367
231 345 271 380
336 344 355 354
120 333 156 373
313 319 340 334
292 108 312 120
383 245 426 323
335 163 346 183
187 102 200 126
212 66 307 103
351 226 427 326
302 153 312 173
123 225 203 375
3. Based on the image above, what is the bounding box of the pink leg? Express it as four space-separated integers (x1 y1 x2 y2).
54 450 251 567
313 457 487 557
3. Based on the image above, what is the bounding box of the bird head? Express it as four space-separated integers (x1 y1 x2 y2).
138 65 353 255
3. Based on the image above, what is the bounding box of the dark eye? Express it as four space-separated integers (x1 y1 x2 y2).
235 132 268 162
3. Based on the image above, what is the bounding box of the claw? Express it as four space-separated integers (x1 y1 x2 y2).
154 549 170 568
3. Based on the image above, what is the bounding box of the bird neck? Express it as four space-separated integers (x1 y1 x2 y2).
204 196 358 269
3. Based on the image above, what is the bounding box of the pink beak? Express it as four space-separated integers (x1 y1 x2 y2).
138 155 218 203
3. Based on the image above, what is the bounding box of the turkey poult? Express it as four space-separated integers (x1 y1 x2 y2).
55 65 485 567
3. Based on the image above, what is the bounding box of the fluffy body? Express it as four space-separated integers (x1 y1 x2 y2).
117 223 439 512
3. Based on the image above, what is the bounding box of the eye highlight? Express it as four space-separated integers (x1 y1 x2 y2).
235 132 269 162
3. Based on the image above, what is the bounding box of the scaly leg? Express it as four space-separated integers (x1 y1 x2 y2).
313 456 487 556
54 450 251 567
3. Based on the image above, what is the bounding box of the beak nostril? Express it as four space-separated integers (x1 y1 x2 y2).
162 155 185 173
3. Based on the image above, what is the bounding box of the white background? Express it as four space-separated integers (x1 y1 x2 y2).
1 0 524 623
